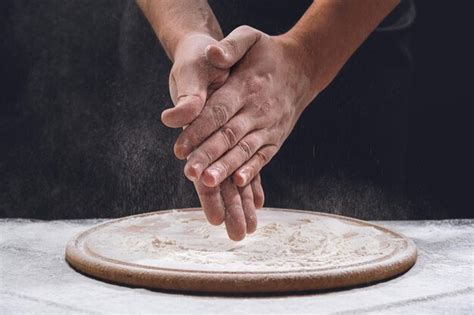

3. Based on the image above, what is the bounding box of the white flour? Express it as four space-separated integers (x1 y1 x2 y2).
86 209 406 272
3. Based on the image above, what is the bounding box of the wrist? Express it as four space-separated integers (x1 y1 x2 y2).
163 31 220 62
171 32 220 63
279 32 339 100
274 33 330 112
137 0 223 62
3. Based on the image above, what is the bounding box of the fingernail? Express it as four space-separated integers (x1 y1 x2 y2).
207 168 220 184
239 169 250 185
207 44 226 56
191 163 204 179
216 46 228 58
182 139 191 149
184 164 197 181
177 139 191 155
177 95 196 107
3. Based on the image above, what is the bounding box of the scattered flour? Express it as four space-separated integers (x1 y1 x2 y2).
85 209 406 272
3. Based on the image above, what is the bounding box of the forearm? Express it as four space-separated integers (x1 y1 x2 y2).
286 0 400 97
136 0 223 61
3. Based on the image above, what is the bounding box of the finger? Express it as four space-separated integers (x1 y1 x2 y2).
194 181 225 226
205 25 262 69
162 67 208 128
183 115 254 182
239 184 257 234
200 131 267 187
220 178 246 241
174 82 243 160
251 174 265 209
233 145 279 187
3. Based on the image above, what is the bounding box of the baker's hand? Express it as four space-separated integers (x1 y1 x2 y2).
162 33 228 128
175 26 315 196
162 33 264 240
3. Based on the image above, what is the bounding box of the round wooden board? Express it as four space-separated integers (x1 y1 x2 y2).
65 208 417 293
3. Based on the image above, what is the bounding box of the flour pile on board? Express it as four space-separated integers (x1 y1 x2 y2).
87 209 405 272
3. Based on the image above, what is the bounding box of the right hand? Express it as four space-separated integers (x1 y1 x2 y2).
162 33 264 240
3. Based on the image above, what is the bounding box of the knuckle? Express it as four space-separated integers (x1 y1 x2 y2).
201 189 217 199
244 76 264 95
248 165 258 177
237 140 253 160
223 38 239 55
181 129 197 146
203 150 214 165
215 162 229 176
226 203 242 213
209 104 228 127
242 192 254 204
256 150 269 164
212 161 230 175
198 184 220 200
256 101 272 117
253 186 263 199
220 127 238 148
236 25 254 34
192 148 214 165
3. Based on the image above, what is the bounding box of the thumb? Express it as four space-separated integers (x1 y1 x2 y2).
205 26 261 69
161 67 207 128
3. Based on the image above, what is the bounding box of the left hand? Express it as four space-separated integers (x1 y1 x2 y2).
160 32 264 241
174 26 317 189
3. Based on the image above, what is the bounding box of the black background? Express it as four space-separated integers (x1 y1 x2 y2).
0 1 472 219
408 1 473 218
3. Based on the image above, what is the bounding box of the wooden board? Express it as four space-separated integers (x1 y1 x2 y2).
65 208 417 293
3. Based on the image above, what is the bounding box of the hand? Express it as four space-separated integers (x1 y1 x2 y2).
175 26 316 197
162 33 228 128
162 33 264 240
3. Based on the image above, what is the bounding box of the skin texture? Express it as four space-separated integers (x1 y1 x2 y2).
178 28 313 189
137 0 400 240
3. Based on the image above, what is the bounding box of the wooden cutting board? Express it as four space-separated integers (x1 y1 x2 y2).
65 208 417 293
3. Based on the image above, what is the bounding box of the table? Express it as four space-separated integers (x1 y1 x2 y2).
1 218 473 314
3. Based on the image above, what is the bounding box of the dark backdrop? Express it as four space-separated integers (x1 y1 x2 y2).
0 1 472 219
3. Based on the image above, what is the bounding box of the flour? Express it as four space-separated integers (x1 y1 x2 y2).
85 209 407 273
